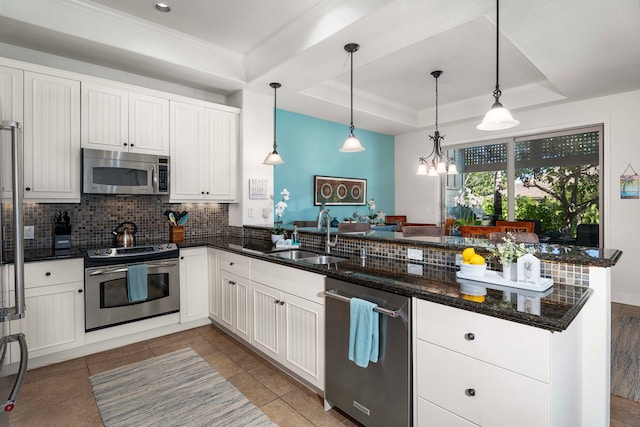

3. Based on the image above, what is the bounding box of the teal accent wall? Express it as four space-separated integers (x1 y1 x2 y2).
273 109 395 226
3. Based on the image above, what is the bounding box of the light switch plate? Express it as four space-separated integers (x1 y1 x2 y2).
407 263 423 275
407 248 423 261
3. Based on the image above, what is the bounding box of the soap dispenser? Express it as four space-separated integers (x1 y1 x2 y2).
291 226 300 246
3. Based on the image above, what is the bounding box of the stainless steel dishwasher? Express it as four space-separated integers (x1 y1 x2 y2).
325 278 411 427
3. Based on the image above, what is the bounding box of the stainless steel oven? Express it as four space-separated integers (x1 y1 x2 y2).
84 244 180 331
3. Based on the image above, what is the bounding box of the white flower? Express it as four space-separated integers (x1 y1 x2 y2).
367 198 376 211
281 189 290 201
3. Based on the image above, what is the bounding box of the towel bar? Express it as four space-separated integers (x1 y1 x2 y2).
324 290 399 318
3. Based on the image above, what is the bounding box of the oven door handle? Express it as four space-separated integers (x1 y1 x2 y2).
88 260 178 276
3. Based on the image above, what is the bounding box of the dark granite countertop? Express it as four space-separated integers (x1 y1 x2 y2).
5 237 594 332
194 237 592 332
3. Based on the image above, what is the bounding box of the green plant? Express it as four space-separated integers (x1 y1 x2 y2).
487 233 536 265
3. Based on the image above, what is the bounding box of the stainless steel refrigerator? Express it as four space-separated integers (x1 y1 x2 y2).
0 121 28 427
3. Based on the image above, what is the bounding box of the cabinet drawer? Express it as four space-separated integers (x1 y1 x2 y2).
251 259 324 304
218 250 250 279
416 340 549 427
416 397 477 426
415 298 550 381
25 258 84 288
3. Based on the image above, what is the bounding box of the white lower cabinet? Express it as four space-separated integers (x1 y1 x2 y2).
413 298 580 427
178 247 209 324
208 248 219 321
251 280 324 389
217 251 251 343
251 259 325 390
11 259 85 360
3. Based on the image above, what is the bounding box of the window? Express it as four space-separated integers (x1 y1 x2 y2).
445 125 602 246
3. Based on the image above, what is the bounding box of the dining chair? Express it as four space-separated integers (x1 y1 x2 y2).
459 225 505 238
338 222 371 233
495 220 535 233
489 231 539 244
402 225 441 237
385 215 407 231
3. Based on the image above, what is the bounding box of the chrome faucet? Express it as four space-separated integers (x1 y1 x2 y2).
317 209 338 254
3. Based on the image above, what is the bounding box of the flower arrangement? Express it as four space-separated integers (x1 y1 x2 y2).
487 233 536 266
366 198 386 223
453 187 482 226
272 188 290 237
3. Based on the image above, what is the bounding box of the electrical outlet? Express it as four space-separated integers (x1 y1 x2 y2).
407 248 423 261
248 208 254 218
24 226 34 239
407 263 423 276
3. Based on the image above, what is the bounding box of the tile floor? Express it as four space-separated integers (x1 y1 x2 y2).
8 305 640 426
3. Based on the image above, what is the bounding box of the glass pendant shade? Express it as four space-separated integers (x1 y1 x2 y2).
263 82 284 165
340 131 364 152
263 151 284 165
416 161 429 175
436 161 447 174
341 43 365 152
447 163 459 175
476 102 519 130
427 164 439 177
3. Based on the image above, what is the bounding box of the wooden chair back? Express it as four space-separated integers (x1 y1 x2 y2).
293 220 317 228
495 220 535 233
489 231 539 244
385 215 407 231
338 222 371 233
402 225 441 237
459 225 505 238
444 218 457 236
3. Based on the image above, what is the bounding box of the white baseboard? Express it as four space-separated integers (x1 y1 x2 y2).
612 291 640 307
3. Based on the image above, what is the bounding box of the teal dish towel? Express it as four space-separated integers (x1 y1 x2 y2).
127 263 148 303
348 297 380 368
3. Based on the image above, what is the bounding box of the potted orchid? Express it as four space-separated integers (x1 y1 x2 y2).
271 189 290 243
453 187 482 227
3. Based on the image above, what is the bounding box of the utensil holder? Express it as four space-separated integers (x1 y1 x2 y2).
170 226 184 244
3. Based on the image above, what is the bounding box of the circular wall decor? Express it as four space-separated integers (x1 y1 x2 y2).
336 184 348 199
351 185 361 199
321 183 333 198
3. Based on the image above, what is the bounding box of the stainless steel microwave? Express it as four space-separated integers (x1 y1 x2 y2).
82 148 169 195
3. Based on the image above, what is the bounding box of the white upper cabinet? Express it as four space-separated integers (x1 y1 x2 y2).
0 65 23 200
81 83 169 155
23 71 81 202
170 101 238 202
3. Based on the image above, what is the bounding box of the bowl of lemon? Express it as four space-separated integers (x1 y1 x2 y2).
459 247 487 277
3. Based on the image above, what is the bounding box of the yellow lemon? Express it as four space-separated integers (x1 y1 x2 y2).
470 254 485 265
462 294 485 303
462 247 475 261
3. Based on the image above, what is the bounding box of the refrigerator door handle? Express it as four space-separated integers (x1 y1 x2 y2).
0 333 28 413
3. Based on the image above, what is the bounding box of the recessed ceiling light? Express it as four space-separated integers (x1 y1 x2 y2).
154 2 171 12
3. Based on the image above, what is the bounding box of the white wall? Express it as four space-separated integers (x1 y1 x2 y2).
228 89 274 227
396 89 640 305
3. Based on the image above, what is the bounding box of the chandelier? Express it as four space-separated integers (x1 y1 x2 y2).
417 70 458 176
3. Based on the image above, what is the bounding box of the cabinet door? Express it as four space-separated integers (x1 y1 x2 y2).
170 101 206 200
15 281 85 359
81 83 128 151
179 247 209 323
0 65 23 200
205 108 237 201
24 72 80 201
282 292 324 389
128 92 169 155
233 275 251 343
417 398 477 427
251 281 281 360
208 249 219 321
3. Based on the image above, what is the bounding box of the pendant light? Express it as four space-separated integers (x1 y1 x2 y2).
340 43 365 152
417 70 458 176
263 82 284 165
477 0 519 131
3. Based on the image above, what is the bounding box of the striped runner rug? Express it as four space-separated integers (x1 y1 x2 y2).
611 314 640 402
90 347 277 426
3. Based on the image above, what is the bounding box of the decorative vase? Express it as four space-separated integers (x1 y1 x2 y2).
271 234 284 244
502 262 517 281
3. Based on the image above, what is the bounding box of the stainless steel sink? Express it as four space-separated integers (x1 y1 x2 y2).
300 255 349 265
267 250 320 260
267 250 349 265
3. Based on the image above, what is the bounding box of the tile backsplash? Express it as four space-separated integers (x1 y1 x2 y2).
2 195 228 250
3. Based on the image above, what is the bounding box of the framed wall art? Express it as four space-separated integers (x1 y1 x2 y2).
314 175 366 206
